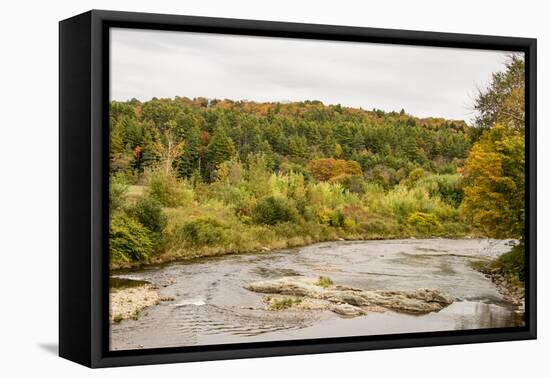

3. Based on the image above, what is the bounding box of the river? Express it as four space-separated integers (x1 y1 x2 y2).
110 238 522 350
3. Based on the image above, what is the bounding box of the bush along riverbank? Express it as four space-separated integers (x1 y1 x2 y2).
471 243 525 318
109 164 478 271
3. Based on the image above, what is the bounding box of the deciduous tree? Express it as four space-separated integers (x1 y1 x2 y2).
460 125 524 238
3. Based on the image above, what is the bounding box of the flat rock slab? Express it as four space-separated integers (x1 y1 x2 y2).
245 277 453 317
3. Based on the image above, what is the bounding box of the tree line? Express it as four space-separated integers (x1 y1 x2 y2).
110 95 472 187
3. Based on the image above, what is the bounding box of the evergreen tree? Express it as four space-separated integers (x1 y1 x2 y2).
205 125 236 181
175 124 201 178
288 136 308 159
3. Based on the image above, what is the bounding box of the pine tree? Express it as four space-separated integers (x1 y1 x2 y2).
205 125 236 181
175 124 201 178
288 136 308 159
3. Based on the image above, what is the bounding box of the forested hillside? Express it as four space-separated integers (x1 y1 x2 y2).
109 55 525 281
110 97 471 186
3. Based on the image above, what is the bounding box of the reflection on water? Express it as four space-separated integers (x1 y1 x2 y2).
110 277 149 290
110 239 522 350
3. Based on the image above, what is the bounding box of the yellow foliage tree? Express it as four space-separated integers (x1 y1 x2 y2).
308 158 362 182
460 125 524 238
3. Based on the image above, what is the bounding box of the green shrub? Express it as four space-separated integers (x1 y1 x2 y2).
471 243 525 285
215 185 255 218
358 214 400 236
266 297 302 310
316 276 334 288
127 196 167 235
147 170 194 207
407 212 442 233
329 209 345 227
417 174 464 207
382 186 425 219
330 174 366 194
253 196 298 225
180 218 227 247
299 204 316 223
494 243 525 282
267 172 307 202
402 167 426 188
110 174 128 212
110 213 153 265
308 181 360 210
381 186 457 221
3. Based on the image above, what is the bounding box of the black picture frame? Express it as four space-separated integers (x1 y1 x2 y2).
59 9 537 368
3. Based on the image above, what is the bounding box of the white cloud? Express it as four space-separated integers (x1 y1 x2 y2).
110 28 514 123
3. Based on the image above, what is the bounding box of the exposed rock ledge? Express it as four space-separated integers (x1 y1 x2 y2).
245 277 453 317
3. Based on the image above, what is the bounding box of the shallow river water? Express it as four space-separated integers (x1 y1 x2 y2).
110 238 522 350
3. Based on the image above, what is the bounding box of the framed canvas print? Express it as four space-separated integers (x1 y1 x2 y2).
59 10 537 368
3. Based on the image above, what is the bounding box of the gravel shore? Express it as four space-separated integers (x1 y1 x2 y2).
110 284 160 323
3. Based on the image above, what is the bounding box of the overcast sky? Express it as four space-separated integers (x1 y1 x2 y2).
110 28 514 123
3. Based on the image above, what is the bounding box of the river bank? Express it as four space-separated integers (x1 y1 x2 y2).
110 279 159 323
471 261 525 319
110 230 483 272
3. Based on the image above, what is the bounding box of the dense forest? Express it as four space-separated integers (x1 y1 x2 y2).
109 55 526 284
